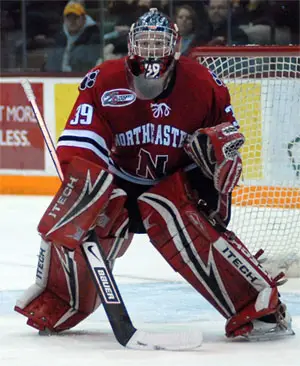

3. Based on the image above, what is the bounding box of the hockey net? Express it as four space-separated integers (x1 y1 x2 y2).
190 46 300 277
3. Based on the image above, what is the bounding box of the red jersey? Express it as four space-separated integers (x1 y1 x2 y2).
57 56 237 185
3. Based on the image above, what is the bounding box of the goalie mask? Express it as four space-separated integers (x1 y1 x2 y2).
126 8 180 100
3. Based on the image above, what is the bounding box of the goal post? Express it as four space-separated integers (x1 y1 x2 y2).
189 46 300 277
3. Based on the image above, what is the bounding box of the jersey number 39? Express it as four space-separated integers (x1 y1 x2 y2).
70 104 93 125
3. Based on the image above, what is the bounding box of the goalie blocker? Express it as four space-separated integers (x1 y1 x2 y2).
138 171 294 338
15 157 133 332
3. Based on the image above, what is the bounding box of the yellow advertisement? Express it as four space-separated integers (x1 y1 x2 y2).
54 84 79 142
228 82 262 180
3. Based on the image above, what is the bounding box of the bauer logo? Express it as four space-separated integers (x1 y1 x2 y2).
101 89 136 107
95 267 121 304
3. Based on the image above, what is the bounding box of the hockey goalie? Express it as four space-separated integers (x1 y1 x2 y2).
15 7 294 341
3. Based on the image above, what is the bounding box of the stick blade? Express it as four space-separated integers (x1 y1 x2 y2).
126 328 203 351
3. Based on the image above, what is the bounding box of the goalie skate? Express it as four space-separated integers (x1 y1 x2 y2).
245 304 295 342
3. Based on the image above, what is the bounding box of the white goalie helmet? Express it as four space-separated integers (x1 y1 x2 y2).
126 8 180 100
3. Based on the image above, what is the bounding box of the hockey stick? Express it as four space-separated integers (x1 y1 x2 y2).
20 79 203 351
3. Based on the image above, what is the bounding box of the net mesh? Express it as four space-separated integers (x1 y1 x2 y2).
192 47 300 277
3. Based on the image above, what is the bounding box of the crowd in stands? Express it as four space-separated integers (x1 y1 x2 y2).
1 0 299 72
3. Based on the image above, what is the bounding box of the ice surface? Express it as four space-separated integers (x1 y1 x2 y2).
0 196 299 366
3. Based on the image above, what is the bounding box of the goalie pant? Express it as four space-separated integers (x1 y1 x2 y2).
15 157 133 332
138 170 285 337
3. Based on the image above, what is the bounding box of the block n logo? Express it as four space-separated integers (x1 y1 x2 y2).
136 148 168 179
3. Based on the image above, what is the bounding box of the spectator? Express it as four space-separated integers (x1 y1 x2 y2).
0 8 17 71
106 0 138 27
25 0 63 50
237 0 297 45
270 0 299 44
232 0 270 25
100 0 137 61
1 0 63 71
205 0 249 46
174 0 208 23
103 0 156 61
45 1 101 72
175 5 200 56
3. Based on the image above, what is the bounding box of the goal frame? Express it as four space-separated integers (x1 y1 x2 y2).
189 45 300 58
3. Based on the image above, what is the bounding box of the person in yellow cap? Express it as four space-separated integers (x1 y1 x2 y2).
45 1 101 72
63 1 86 36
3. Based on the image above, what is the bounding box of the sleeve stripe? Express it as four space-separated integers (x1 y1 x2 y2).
57 140 110 166
57 129 111 166
58 135 109 158
60 129 109 152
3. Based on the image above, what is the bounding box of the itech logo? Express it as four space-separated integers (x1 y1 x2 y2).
95 267 121 304
101 89 136 107
36 247 46 280
48 176 78 219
